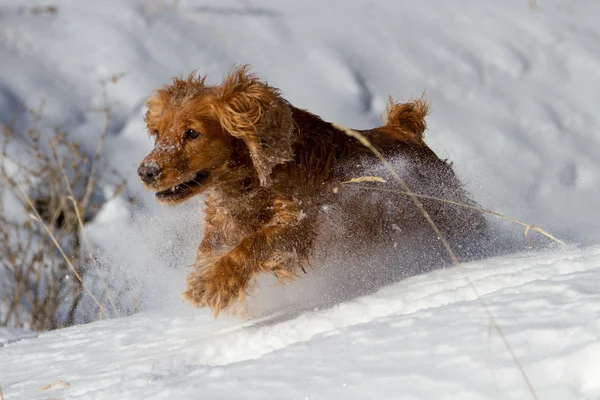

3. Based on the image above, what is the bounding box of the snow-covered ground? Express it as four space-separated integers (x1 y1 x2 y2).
1 0 600 399
2 246 600 399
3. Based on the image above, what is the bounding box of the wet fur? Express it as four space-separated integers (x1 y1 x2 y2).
140 66 488 316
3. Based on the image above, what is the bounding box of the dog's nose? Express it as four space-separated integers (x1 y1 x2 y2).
138 162 161 184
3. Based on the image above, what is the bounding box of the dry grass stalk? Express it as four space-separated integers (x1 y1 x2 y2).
332 122 460 263
488 321 501 397
340 181 566 249
10 175 107 319
0 106 81 329
333 176 387 193
40 380 70 391
342 176 386 184
333 123 539 400
51 142 119 317
81 74 126 212
0 75 127 329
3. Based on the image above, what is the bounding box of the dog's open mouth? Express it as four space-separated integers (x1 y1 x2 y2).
156 171 209 201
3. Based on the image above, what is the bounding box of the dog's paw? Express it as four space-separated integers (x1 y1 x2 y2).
262 251 304 285
182 255 247 316
271 267 298 285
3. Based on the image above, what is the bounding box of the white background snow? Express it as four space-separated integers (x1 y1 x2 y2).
1 0 600 399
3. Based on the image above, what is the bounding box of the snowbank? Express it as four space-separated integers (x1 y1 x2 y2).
2 246 600 399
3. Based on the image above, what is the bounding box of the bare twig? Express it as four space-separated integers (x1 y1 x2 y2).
80 85 109 211
333 123 539 400
50 140 119 317
40 380 70 390
0 160 108 320
1 80 126 330
333 123 460 263
339 182 566 249
342 176 386 184
81 74 125 212
488 321 500 398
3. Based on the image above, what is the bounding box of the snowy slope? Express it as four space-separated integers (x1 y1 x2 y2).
2 0 600 399
2 246 600 399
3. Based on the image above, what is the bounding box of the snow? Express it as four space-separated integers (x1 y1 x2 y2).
1 0 600 399
2 246 600 399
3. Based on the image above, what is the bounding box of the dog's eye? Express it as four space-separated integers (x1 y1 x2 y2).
185 129 201 139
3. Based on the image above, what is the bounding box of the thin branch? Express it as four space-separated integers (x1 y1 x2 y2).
333 123 459 263
0 156 108 320
50 140 119 317
333 123 539 400
488 321 500 398
81 82 110 211
340 182 566 248
81 73 126 212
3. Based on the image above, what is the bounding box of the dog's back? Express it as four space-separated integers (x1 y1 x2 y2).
283 99 491 276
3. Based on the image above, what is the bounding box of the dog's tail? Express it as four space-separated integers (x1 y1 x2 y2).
382 96 429 143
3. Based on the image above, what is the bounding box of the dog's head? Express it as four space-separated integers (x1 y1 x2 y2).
139 66 294 204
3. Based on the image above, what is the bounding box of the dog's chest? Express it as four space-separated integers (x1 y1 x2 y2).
211 192 274 243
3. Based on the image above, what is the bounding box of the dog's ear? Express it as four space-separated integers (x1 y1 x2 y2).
144 91 168 128
213 66 294 186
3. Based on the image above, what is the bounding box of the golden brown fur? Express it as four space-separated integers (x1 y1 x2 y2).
139 66 488 316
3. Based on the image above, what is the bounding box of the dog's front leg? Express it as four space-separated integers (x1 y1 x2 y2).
183 196 314 316
197 198 228 259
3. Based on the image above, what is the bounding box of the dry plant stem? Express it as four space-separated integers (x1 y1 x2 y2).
333 123 459 263
0 382 4 400
333 123 539 400
40 380 70 390
488 321 500 397
4 168 108 319
341 176 386 184
50 141 119 317
343 183 567 249
1 98 124 329
81 81 110 212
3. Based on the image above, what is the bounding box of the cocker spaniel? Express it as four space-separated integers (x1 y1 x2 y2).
138 66 488 316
